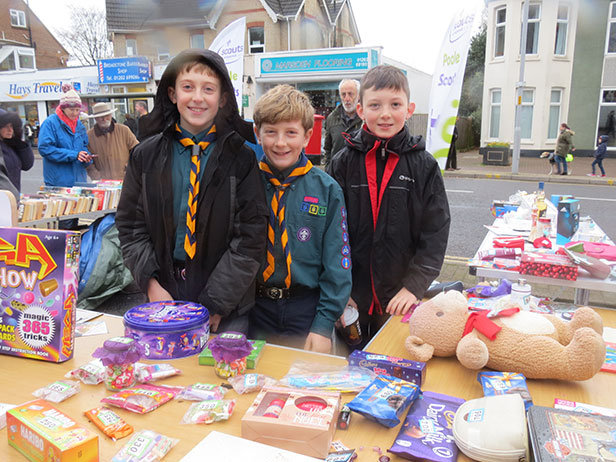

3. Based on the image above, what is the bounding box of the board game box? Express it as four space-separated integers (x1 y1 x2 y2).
0 227 80 362
527 405 616 461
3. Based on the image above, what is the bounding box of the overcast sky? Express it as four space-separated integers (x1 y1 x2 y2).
28 0 484 74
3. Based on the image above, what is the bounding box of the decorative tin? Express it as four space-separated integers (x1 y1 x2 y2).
123 301 209 359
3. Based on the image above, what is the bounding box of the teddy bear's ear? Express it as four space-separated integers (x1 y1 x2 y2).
405 335 435 362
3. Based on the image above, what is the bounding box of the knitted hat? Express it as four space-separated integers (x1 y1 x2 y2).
59 84 82 108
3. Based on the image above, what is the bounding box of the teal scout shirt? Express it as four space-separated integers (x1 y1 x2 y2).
259 157 352 338
172 125 216 261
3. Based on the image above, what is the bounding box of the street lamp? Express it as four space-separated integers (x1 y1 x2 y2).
512 0 530 174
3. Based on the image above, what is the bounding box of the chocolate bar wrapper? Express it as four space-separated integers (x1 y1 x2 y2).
389 391 464 462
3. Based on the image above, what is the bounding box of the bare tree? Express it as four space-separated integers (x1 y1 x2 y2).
55 6 113 66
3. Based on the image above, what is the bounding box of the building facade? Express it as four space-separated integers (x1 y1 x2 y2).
482 0 615 156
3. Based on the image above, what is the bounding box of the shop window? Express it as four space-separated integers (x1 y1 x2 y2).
494 7 506 58
249 27 265 54
126 39 137 56
489 89 501 139
520 3 541 55
607 2 616 53
10 9 26 28
520 88 534 139
0 53 16 71
18 49 35 69
190 32 205 49
597 90 616 147
548 89 562 139
554 4 568 55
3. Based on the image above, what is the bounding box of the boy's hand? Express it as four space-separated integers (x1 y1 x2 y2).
386 287 417 316
147 278 173 302
304 332 332 354
335 296 358 329
210 314 222 333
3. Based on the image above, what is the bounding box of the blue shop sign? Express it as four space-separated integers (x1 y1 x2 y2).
97 57 151 84
260 51 370 75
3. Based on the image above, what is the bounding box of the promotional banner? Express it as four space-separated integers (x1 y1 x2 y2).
209 16 246 113
426 8 477 169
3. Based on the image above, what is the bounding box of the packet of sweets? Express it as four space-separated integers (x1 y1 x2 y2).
112 429 178 462
180 399 236 424
135 363 181 383
102 384 182 414
85 406 133 441
227 373 276 394
477 371 533 410
65 359 107 385
32 380 80 403
346 375 420 428
389 391 464 462
175 383 228 401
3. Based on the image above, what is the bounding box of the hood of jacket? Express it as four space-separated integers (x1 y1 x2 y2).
139 49 255 143
344 124 425 156
0 109 23 141
600 135 609 143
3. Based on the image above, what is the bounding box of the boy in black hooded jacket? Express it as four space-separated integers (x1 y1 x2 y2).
116 49 268 333
330 65 450 347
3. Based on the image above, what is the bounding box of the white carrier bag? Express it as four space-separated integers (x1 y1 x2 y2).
453 394 528 462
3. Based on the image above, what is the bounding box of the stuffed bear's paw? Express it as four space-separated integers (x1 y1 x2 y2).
456 335 489 370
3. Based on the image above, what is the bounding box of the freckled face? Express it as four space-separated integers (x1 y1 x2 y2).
256 120 313 171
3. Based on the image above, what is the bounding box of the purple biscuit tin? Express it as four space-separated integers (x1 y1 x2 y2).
123 301 209 359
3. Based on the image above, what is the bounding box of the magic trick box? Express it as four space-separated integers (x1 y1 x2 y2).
0 227 80 362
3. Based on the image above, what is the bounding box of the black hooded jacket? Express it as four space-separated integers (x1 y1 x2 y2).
330 127 450 314
115 49 268 318
0 109 34 192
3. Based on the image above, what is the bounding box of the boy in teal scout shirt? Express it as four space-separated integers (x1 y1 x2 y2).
249 85 352 353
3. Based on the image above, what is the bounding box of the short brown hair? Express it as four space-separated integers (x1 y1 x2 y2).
253 84 314 132
177 61 218 80
359 65 410 102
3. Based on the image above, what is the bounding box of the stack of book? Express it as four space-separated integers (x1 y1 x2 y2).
18 181 122 223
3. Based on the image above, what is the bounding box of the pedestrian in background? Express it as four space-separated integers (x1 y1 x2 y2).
445 119 459 171
123 113 138 136
323 79 362 170
0 108 34 193
38 85 92 187
555 122 574 176
588 134 608 177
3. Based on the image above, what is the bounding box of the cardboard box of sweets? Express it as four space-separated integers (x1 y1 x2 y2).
241 386 340 458
6 399 98 462
0 228 80 362
519 252 578 281
199 339 265 368
348 350 426 387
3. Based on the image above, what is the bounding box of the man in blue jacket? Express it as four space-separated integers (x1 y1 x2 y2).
38 86 92 187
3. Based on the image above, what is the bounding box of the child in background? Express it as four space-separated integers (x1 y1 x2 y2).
249 85 351 353
588 135 608 177
330 65 450 348
116 50 268 334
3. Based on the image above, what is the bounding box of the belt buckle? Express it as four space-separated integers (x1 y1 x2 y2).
267 287 283 299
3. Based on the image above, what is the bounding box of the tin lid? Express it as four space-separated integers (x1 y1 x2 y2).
123 301 209 332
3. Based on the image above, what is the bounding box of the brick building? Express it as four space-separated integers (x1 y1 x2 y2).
0 0 68 71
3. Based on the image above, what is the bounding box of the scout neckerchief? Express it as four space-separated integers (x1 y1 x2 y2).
259 153 313 288
365 134 399 315
175 123 217 259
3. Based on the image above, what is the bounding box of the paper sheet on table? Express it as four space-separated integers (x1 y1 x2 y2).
76 309 103 325
603 327 616 343
180 431 321 462
75 320 108 337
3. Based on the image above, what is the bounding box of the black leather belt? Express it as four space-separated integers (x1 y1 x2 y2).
256 284 314 300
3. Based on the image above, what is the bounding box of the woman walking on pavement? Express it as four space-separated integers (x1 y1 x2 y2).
555 122 574 175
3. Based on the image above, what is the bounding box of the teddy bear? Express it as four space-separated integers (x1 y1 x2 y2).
404 291 606 381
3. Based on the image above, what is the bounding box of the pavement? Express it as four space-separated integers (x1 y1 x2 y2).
93 149 616 314
444 149 615 186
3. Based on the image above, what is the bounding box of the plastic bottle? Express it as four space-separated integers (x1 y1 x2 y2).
511 279 532 310
529 182 546 240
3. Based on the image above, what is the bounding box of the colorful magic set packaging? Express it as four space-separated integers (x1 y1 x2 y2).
0 228 80 362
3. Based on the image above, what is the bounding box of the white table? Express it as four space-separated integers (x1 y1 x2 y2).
469 218 616 305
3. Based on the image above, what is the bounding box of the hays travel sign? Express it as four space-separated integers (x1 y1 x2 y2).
1 78 100 102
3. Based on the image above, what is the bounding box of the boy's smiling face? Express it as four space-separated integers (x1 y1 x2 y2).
256 120 313 171
168 67 225 135
358 87 415 139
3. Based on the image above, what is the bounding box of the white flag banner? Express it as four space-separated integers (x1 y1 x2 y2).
209 16 246 113
426 8 477 169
